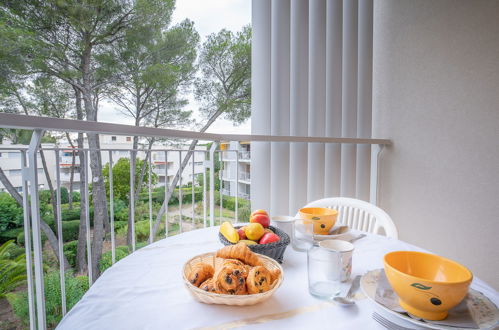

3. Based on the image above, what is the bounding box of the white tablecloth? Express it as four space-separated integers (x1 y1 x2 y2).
58 226 498 330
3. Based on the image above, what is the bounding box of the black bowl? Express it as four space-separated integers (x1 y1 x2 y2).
218 225 290 263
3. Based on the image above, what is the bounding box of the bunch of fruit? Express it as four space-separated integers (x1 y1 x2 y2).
219 210 281 245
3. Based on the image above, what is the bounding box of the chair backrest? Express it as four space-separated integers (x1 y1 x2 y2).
297 197 398 239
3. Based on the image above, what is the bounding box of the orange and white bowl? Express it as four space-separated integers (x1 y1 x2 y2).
384 251 472 320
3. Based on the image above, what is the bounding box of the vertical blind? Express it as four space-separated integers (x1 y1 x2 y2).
251 0 373 216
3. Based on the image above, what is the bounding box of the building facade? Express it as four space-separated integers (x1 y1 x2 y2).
220 141 251 200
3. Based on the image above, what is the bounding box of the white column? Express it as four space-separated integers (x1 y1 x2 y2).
289 0 308 215
356 0 373 201
251 0 272 211
324 0 343 197
340 0 358 197
307 0 327 202
270 0 290 216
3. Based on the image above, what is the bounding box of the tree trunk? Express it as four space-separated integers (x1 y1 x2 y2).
65 132 76 210
74 88 88 274
0 166 69 269
152 109 224 236
39 149 71 269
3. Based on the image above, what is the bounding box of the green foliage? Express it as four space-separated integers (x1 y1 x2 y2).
0 227 23 244
63 240 78 268
62 208 81 221
7 272 89 327
103 157 157 202
0 240 26 298
215 194 250 211
71 191 81 203
0 192 23 232
99 248 128 273
17 231 47 247
117 220 166 242
195 26 251 124
58 187 69 204
238 206 252 223
38 190 52 205
61 220 80 242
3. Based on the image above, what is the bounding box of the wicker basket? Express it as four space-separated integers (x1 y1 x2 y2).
219 225 290 263
183 252 284 306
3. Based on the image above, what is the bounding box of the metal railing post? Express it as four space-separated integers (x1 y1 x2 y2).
235 148 239 223
27 129 46 330
148 151 153 244
192 151 195 227
164 151 168 237
20 150 36 330
219 150 222 223
54 149 66 316
209 144 216 227
84 150 92 285
109 151 115 264
130 150 136 251
203 159 207 228
178 151 183 233
369 144 383 205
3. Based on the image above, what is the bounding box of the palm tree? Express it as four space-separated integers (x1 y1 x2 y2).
0 240 27 298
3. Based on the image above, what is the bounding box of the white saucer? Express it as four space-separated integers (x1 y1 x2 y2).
312 224 352 241
360 269 499 330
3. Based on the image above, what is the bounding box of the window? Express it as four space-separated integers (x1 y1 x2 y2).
111 136 117 141
195 161 203 166
8 152 20 159
126 137 131 142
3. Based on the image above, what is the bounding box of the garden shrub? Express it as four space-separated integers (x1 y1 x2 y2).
17 231 47 247
62 208 81 221
237 206 252 222
215 194 250 212
62 220 80 242
99 248 128 273
58 187 69 204
63 240 78 268
0 227 24 244
0 192 23 232
7 272 88 328
38 190 52 205
71 191 80 202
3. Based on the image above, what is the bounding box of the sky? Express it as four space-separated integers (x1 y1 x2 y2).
98 0 252 135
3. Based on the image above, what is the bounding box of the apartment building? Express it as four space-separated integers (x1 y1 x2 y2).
0 135 206 193
0 142 56 193
220 141 250 200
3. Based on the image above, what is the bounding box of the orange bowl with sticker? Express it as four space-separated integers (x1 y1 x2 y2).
298 207 338 235
384 251 472 320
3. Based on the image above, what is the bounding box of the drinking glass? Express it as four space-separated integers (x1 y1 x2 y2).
291 219 314 252
307 240 354 299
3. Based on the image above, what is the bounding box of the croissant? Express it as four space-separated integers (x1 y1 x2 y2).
246 266 272 294
213 263 247 295
216 243 262 266
188 263 214 287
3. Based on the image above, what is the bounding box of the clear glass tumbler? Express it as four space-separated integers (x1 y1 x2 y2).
307 244 345 299
291 219 314 252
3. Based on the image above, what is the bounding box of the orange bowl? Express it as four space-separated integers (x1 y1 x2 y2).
384 251 472 320
298 207 338 235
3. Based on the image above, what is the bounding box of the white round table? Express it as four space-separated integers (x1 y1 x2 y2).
57 226 498 329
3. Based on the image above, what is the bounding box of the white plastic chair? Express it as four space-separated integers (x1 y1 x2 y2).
297 197 398 239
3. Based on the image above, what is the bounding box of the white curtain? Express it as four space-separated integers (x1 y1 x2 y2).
251 0 373 216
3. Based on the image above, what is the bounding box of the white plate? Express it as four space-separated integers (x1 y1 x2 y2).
312 224 352 241
360 269 499 330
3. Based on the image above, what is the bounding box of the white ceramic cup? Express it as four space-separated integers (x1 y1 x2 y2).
271 216 295 239
318 239 354 282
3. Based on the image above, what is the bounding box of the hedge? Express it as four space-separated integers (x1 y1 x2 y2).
138 187 204 205
0 227 24 244
63 240 78 268
99 248 128 273
17 220 80 245
215 194 250 211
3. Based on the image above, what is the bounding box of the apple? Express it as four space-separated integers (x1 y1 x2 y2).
237 228 247 240
250 210 270 228
259 232 280 244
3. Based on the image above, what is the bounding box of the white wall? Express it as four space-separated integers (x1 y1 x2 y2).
373 0 499 289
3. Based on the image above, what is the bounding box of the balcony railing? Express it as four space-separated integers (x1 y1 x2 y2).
0 112 390 329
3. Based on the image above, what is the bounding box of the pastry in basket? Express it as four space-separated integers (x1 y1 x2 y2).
188 263 214 287
246 266 273 294
213 263 248 295
221 259 251 278
216 242 262 266
199 278 217 293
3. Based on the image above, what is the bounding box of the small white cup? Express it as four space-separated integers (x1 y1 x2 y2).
271 215 295 239
318 239 354 282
